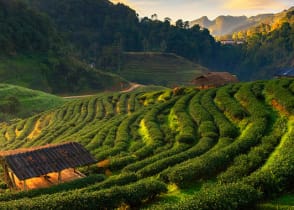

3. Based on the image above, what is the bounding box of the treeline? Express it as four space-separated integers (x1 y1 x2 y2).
23 0 227 72
28 0 294 81
0 0 128 94
0 0 61 55
1 0 294 83
235 21 294 80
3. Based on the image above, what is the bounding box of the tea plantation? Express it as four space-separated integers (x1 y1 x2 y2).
0 79 293 209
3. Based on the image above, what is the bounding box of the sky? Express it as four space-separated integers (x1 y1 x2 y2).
110 0 294 21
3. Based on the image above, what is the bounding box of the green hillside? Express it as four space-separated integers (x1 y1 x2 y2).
120 52 207 87
0 83 65 121
0 55 130 94
0 0 129 94
0 79 292 209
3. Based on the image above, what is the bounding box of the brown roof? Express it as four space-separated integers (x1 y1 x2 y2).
192 72 239 87
0 142 97 180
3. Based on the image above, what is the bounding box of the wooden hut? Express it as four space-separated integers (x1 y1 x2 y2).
274 68 294 78
192 72 239 89
0 142 97 190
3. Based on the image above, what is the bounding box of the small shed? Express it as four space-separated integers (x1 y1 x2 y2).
274 68 294 78
0 142 97 190
192 72 239 89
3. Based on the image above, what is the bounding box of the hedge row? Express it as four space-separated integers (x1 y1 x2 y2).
0 174 105 202
265 79 294 115
235 83 270 119
0 178 167 210
215 85 247 121
169 93 197 144
218 117 287 183
133 98 178 159
95 99 104 119
86 116 124 151
244 117 294 198
188 91 213 124
163 182 260 210
102 95 115 118
165 118 268 185
117 93 128 114
122 144 189 173
161 117 293 210
201 89 239 138
139 136 216 179
107 111 147 170
84 97 97 123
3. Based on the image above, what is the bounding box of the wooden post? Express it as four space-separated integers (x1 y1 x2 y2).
58 171 62 184
10 172 16 189
2 164 10 188
23 180 27 191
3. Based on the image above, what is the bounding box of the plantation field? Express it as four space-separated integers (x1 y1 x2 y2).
120 52 207 87
0 79 293 209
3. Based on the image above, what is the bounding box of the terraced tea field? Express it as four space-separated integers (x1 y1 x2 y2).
0 79 293 209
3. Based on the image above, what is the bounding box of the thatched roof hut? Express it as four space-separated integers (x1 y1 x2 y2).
192 72 239 89
0 142 96 190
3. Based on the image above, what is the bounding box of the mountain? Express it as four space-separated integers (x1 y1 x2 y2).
190 14 274 36
233 6 294 40
191 7 294 38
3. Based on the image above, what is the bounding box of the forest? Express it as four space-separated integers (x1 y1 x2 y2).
1 0 293 85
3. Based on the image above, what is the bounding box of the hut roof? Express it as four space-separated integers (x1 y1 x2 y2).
275 68 294 77
192 72 239 87
0 142 97 180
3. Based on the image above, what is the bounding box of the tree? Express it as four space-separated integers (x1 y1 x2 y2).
184 21 190 29
176 19 184 28
151 13 158 21
164 17 171 24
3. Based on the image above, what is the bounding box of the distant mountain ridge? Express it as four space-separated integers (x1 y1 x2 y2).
190 14 274 36
191 6 294 37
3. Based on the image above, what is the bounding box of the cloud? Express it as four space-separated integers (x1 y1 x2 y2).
224 0 286 10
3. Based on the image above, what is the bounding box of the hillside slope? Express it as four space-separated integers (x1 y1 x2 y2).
0 83 65 121
0 0 129 94
0 79 292 209
120 52 207 87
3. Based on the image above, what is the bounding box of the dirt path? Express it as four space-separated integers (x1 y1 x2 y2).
62 83 143 99
120 83 143 93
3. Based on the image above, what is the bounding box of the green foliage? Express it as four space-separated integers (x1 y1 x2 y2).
0 178 167 209
164 182 260 210
0 0 60 55
0 79 292 209
0 83 65 121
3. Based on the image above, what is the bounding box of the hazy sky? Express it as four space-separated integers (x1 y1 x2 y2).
111 0 294 21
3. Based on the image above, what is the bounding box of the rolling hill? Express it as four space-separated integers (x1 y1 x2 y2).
0 55 130 94
120 52 207 87
0 78 292 209
0 83 65 122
